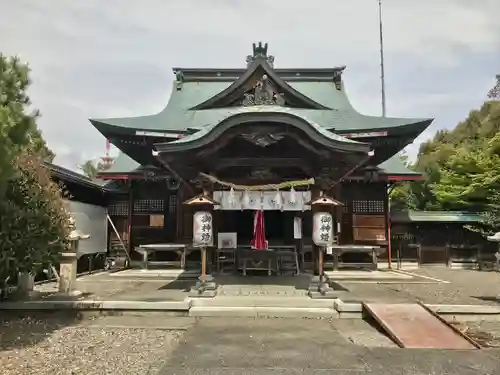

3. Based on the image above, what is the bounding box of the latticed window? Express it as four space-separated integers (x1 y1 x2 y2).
168 195 177 213
108 201 128 216
133 199 164 213
352 200 384 214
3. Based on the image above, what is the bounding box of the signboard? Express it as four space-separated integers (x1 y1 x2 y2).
193 211 213 247
312 212 333 247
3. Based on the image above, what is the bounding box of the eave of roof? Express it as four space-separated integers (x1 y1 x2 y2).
391 210 483 223
175 67 346 82
154 109 371 155
44 162 122 193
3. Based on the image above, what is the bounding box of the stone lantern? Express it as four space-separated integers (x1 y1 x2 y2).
58 216 90 297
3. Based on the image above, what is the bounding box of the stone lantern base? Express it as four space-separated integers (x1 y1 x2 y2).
189 275 218 298
57 252 83 298
308 275 341 299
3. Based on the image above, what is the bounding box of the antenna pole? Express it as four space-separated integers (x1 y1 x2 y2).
378 0 387 117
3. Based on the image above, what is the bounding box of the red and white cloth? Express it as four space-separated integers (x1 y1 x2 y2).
250 210 268 250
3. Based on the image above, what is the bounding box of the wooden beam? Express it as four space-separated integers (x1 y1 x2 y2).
212 157 310 169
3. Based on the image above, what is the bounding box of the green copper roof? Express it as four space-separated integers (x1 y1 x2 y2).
391 211 483 223
91 80 432 135
102 153 140 174
167 106 363 145
377 156 420 176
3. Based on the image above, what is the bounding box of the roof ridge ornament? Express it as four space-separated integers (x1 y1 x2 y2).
174 70 184 91
242 74 285 107
253 41 268 57
246 41 275 68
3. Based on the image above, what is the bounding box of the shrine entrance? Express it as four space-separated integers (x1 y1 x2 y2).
217 210 298 247
154 112 372 280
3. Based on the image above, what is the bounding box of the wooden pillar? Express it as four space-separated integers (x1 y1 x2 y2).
127 180 133 257
176 184 184 241
385 182 392 269
311 186 321 276
185 193 218 297
334 184 343 244
308 193 339 299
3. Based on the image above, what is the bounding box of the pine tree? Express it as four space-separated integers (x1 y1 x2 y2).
0 55 69 290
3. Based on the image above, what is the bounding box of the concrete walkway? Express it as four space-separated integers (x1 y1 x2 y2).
158 317 500 375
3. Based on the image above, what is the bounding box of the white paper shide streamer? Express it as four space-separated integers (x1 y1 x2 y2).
228 187 236 207
242 190 250 208
289 187 297 205
274 190 282 209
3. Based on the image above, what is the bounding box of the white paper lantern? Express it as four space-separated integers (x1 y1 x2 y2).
312 212 333 246
193 211 213 247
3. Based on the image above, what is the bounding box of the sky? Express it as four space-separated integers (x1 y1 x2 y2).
1 0 499 172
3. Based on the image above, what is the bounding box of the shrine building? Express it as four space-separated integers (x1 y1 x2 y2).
91 42 432 271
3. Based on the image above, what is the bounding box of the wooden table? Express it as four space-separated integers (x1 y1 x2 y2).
237 246 299 276
328 245 384 270
136 243 188 269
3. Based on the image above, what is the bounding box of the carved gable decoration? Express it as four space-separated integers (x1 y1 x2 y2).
242 74 285 107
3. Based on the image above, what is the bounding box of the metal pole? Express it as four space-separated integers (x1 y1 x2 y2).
378 0 387 117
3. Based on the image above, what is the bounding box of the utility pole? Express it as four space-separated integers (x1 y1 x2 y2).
378 0 387 117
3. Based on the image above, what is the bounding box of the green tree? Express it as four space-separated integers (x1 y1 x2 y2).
0 152 70 284
389 151 417 210
0 55 54 196
79 154 115 178
488 74 500 100
79 159 99 178
0 54 68 290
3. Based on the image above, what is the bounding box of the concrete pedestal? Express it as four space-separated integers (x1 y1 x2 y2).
189 275 218 298
16 272 40 299
308 275 342 299
58 252 82 297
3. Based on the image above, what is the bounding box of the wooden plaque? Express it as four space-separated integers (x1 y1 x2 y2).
352 215 385 228
353 228 386 241
149 214 164 228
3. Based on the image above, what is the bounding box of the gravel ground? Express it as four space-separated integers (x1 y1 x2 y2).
0 315 183 375
338 267 500 305
450 320 500 348
389 267 500 305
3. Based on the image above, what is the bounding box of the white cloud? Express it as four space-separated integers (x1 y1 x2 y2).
1 0 499 169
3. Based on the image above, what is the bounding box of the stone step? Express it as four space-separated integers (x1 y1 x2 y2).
190 296 336 308
109 269 200 279
0 299 192 311
189 306 338 318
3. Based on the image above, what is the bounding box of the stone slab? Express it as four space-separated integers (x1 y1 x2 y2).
190 296 335 308
189 306 338 318
334 299 363 312
427 304 500 314
158 317 500 375
109 269 200 279
308 291 343 299
325 270 413 280
0 299 192 311
188 290 217 298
